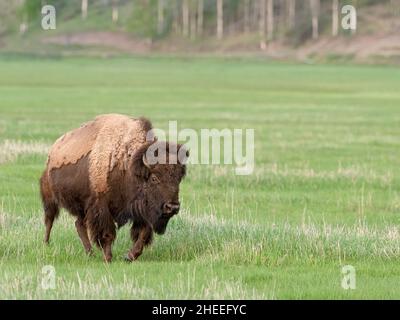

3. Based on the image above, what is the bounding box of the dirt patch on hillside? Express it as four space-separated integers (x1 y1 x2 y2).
41 31 151 54
297 33 400 61
39 29 400 63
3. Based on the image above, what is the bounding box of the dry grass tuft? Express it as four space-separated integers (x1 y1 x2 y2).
0 140 50 164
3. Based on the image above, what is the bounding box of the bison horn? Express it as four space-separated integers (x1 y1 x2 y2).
142 153 151 169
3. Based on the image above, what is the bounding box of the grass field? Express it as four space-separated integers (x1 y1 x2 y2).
0 56 399 299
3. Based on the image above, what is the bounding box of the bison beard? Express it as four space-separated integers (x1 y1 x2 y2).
40 115 188 263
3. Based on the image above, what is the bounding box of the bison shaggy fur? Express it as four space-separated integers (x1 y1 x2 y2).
40 114 188 262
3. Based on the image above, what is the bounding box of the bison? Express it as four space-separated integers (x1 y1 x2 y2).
40 114 188 262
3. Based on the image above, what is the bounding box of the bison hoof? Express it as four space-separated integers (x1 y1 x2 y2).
124 254 133 262
125 252 140 262
103 256 112 263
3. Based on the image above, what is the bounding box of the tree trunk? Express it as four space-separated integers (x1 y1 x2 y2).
182 0 189 37
253 0 259 30
112 7 118 23
81 0 88 20
287 0 295 30
190 1 197 40
112 0 118 23
19 17 28 34
244 0 250 33
197 0 204 36
267 0 273 41
310 0 319 39
259 0 266 49
217 0 223 39
157 0 164 35
172 0 180 34
351 0 357 35
332 0 339 36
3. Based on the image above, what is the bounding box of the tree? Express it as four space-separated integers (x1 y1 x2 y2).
258 0 273 48
197 0 204 36
217 0 223 39
244 0 250 33
259 0 266 48
267 0 273 41
128 0 157 39
82 0 88 20
157 0 164 34
287 0 295 30
112 0 119 23
190 0 197 40
182 0 189 37
310 0 320 39
172 0 180 34
332 0 339 36
252 0 259 30
19 0 41 22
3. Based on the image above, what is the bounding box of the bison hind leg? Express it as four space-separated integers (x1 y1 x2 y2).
40 171 60 244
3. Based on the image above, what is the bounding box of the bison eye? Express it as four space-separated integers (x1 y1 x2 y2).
150 174 160 184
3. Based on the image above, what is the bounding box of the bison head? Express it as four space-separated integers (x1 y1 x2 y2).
132 141 189 234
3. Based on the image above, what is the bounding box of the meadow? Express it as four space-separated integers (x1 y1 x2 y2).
0 55 399 299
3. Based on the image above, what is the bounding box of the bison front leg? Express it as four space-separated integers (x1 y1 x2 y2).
86 203 116 263
100 231 115 263
75 218 92 255
126 224 153 262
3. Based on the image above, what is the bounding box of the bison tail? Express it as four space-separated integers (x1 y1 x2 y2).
40 170 60 234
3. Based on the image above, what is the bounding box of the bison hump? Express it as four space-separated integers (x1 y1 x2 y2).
47 114 154 195
47 119 99 170
88 114 154 194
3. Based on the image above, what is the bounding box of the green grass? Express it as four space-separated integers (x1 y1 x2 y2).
0 56 400 299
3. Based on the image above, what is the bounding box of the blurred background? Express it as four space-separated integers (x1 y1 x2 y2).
0 0 399 63
1 1 400 299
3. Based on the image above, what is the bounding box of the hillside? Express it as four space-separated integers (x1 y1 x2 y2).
0 0 399 63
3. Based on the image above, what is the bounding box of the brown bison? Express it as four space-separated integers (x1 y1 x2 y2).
40 114 188 262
